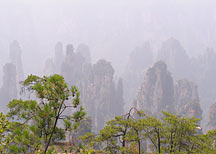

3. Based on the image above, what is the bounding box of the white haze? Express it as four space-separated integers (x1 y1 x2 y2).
0 0 216 77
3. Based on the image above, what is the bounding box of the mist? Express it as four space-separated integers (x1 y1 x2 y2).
1 0 216 135
0 0 215 76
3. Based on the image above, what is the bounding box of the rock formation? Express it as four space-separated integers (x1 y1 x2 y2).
0 63 17 113
44 42 125 132
82 59 124 131
181 101 202 121
194 48 216 100
54 42 64 74
134 61 203 123
9 40 24 82
61 44 124 132
155 38 206 125
123 42 153 110
44 58 55 76
114 78 124 116
76 43 91 63
0 43 6 87
207 102 216 131
135 61 175 115
44 42 64 75
157 38 191 79
90 59 117 131
61 44 85 85
189 48 216 128
174 79 201 119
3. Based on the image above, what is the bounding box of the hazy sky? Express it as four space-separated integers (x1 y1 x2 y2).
0 0 216 76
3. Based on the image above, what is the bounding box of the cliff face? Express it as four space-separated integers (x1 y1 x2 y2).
174 79 201 119
44 42 64 76
135 61 175 115
76 44 91 63
61 44 85 85
114 78 124 116
156 38 215 128
63 58 124 131
0 63 17 113
157 40 216 102
9 40 24 83
89 60 117 131
44 58 55 76
134 61 202 121
207 103 216 131
175 80 202 120
58 44 124 132
181 101 202 121
123 42 153 110
194 49 216 100
174 80 199 106
188 49 216 128
157 38 191 79
54 42 64 74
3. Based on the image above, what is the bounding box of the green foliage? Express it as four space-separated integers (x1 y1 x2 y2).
0 112 11 153
2 74 216 154
162 111 199 153
91 108 144 154
84 108 216 154
8 122 42 154
6 74 86 154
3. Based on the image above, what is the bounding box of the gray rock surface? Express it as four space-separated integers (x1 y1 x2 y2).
0 63 17 113
135 61 175 115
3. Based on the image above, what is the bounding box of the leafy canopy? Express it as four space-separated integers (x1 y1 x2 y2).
7 74 86 154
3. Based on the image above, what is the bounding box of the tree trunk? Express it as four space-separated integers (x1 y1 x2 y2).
138 140 141 154
43 102 63 154
157 130 161 153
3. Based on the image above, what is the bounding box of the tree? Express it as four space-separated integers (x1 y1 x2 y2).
0 112 11 153
162 112 199 153
85 108 216 154
134 114 165 153
63 107 87 145
7 74 86 154
7 122 42 154
89 108 144 154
